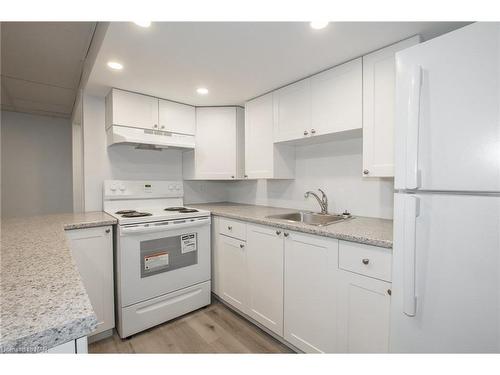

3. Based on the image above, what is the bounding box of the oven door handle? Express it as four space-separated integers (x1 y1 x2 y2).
120 217 210 235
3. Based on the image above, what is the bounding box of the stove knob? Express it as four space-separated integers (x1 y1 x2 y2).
110 185 117 192
175 185 181 191
119 185 126 192
168 185 174 191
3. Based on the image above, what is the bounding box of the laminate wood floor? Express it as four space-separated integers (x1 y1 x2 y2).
89 300 293 354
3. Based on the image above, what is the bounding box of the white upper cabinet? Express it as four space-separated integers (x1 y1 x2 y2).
245 93 295 179
362 36 420 177
272 58 362 144
183 106 245 180
273 79 311 142
311 58 362 136
105 88 159 130
158 99 195 135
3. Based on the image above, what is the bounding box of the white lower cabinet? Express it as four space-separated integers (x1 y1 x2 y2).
46 337 88 354
65 225 115 338
211 216 392 353
246 224 284 336
336 270 391 353
219 234 248 313
284 231 338 353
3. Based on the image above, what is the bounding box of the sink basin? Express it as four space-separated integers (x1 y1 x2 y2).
266 212 349 226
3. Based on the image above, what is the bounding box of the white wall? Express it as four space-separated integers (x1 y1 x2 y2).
225 137 394 219
82 94 226 211
82 94 393 218
1 111 73 218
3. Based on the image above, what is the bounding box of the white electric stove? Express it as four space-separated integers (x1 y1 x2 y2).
103 180 211 338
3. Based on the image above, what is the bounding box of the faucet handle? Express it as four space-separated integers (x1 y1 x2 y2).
318 188 327 202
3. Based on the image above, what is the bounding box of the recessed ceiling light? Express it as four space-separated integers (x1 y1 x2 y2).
196 87 209 95
134 21 151 28
107 61 123 70
310 21 329 30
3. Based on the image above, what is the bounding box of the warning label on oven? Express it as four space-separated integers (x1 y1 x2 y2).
144 252 169 271
181 233 197 254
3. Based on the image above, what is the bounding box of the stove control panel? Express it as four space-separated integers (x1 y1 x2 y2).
104 180 184 198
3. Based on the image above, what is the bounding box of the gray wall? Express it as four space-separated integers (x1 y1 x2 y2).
1 111 73 218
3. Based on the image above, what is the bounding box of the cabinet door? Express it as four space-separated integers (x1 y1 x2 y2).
46 340 76 353
107 89 158 130
246 224 284 336
337 270 391 353
284 231 338 353
273 79 311 142
362 37 420 177
66 226 114 336
311 58 362 136
158 99 195 135
219 234 248 313
195 107 237 179
245 93 274 178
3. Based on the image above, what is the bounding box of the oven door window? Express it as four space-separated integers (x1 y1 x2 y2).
140 232 198 278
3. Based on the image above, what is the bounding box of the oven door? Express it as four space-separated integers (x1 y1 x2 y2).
117 217 211 307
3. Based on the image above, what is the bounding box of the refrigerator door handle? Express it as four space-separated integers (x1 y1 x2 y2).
406 65 422 189
403 195 419 317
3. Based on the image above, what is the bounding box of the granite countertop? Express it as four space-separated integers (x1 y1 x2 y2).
190 202 393 248
0 212 117 353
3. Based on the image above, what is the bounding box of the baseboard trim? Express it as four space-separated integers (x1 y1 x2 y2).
88 328 114 344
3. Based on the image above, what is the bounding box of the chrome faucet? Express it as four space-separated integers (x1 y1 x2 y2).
304 189 328 214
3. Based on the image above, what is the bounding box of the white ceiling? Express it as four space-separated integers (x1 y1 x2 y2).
86 22 470 106
1 22 96 118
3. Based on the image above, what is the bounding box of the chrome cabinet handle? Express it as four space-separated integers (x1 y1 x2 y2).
387 289 392 296
240 244 244 249
311 129 316 134
231 175 235 179
362 258 370 265
153 124 158 128
105 228 111 233
283 232 289 237
227 226 232 230
303 130 309 136
244 175 248 178
363 169 370 175
160 125 165 129
276 230 282 236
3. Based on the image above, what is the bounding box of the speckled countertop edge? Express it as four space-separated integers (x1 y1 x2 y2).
189 202 393 249
0 212 117 353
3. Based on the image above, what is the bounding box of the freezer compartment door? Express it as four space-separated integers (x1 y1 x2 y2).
394 22 500 192
391 193 500 352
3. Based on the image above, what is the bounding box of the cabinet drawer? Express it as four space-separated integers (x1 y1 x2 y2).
338 241 392 282
219 218 246 241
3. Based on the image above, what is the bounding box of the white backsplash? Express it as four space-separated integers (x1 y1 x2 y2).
221 137 394 219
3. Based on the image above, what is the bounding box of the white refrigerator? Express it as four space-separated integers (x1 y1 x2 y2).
391 22 500 353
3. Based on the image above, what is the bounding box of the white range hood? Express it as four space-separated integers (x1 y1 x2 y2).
107 125 195 150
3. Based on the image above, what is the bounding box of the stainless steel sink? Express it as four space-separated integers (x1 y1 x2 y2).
265 212 349 226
